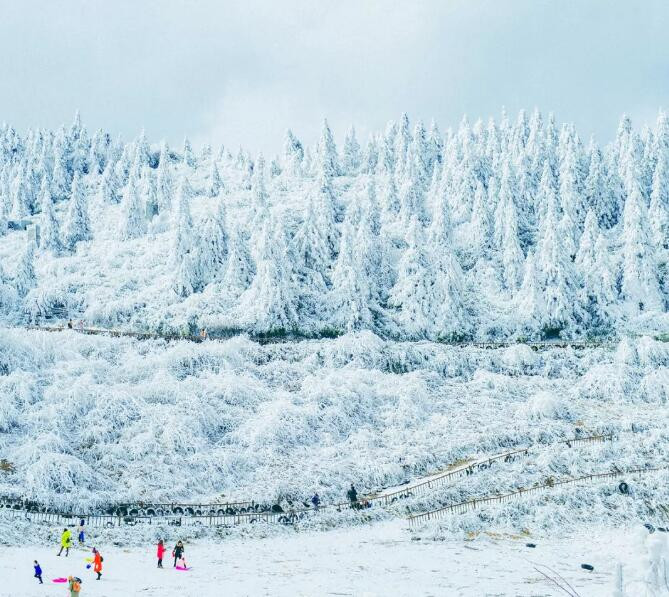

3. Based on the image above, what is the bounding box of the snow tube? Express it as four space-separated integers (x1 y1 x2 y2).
581 564 594 571
52 578 68 583
619 482 629 494
644 523 656 533
525 543 537 548
175 566 191 571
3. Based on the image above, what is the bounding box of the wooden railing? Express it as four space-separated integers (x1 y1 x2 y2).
407 465 669 525
369 433 613 506
0 432 618 528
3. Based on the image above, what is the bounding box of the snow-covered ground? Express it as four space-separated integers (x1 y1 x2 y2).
1 521 660 597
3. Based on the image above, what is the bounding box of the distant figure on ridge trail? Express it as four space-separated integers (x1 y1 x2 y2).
67 319 73 329
199 327 208 340
172 540 185 568
156 539 166 568
347 484 358 507
311 493 320 511
57 527 72 556
33 560 43 584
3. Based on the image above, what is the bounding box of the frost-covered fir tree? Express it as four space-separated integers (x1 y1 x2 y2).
381 175 401 221
207 160 223 197
649 142 669 248
535 182 585 333
238 218 298 333
38 179 61 254
142 167 159 219
291 194 331 323
317 119 339 178
171 178 198 297
119 171 146 240
14 239 37 297
499 184 524 291
576 210 616 328
342 126 361 175
156 145 174 213
380 120 397 175
363 135 379 175
620 178 663 314
515 251 545 335
11 164 33 218
283 129 304 177
183 137 196 168
197 200 228 289
329 214 373 332
97 162 120 204
312 167 340 256
222 226 254 300
63 172 91 250
470 180 493 259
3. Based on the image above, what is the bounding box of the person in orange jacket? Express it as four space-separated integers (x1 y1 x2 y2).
92 548 102 580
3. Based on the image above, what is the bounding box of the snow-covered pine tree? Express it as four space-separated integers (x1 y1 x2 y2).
342 126 361 176
171 177 198 297
329 213 373 332
238 217 298 333
283 129 304 177
14 238 37 297
381 174 401 221
208 160 223 197
97 162 120 204
269 155 282 178
514 251 545 336
380 120 397 175
63 172 91 250
428 119 443 171
394 113 411 178
119 170 146 240
317 119 339 178
142 167 159 219
649 136 669 248
38 179 61 254
620 175 663 314
197 199 228 289
499 184 524 292
388 218 433 338
156 146 174 213
222 225 254 300
470 180 493 259
363 135 379 175
183 137 196 168
291 194 331 324
575 210 616 328
535 180 585 333
10 163 33 218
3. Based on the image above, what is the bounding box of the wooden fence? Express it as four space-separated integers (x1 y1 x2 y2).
0 433 617 528
407 465 669 525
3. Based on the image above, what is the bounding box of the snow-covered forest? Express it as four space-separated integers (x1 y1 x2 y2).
1 109 668 340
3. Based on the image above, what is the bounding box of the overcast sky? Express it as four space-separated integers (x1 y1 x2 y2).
1 0 667 154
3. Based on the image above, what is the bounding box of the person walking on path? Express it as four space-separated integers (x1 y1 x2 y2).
347 484 358 508
172 541 185 568
33 560 43 584
67 576 81 596
157 539 166 568
58 528 72 556
92 548 103 580
311 493 321 511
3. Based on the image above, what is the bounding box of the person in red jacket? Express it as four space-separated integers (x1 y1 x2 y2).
93 547 103 580
156 539 166 568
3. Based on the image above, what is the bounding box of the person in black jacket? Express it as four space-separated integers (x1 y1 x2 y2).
172 540 185 567
347 484 358 507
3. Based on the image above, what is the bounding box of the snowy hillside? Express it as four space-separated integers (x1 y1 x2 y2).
1 326 668 521
1 110 669 339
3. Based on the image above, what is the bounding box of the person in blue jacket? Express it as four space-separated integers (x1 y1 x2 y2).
33 560 43 584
